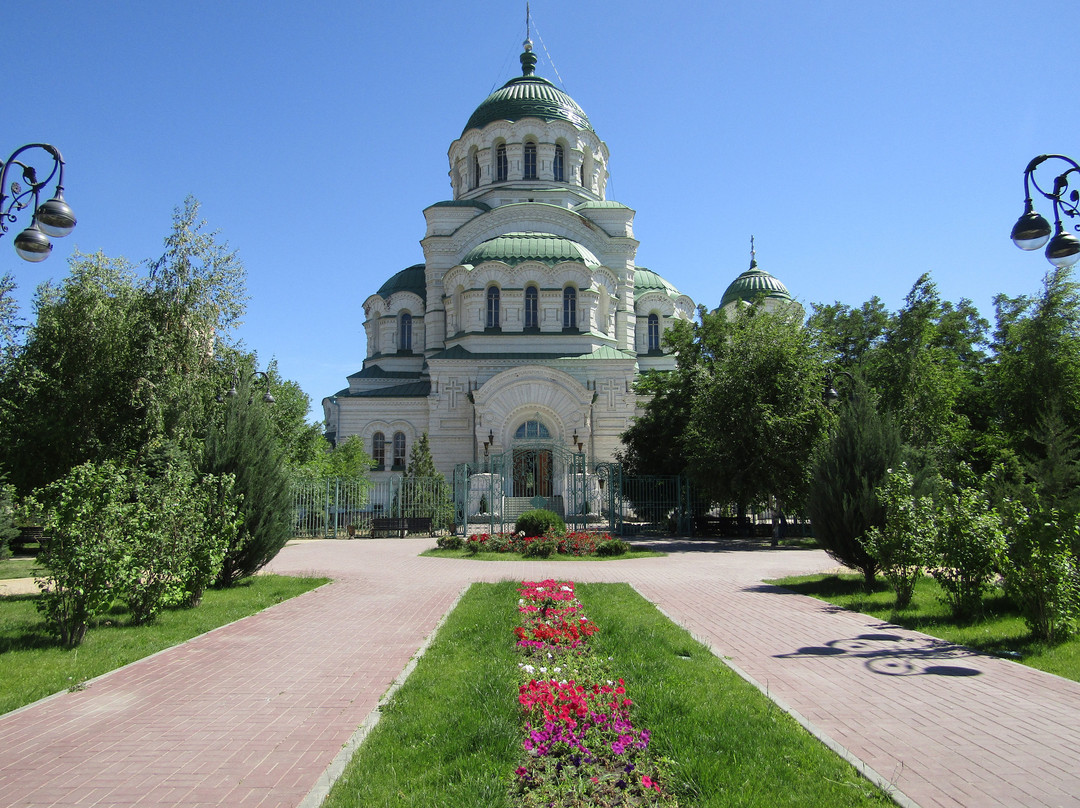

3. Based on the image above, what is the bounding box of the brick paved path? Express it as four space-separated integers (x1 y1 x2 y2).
1 538 1078 807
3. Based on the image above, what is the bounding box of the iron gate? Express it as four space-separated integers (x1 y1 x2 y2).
293 476 451 538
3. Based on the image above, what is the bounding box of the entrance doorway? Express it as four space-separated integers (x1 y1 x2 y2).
512 420 552 497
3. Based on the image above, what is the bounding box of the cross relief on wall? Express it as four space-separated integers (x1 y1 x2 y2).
445 377 464 409
600 378 620 410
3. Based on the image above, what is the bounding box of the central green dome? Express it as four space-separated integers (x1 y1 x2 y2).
463 42 593 134
719 261 793 308
463 233 600 267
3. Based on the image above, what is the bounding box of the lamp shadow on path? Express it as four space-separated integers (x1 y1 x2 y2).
775 631 985 677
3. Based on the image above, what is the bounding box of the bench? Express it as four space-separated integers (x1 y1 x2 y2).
405 516 433 536
371 517 406 538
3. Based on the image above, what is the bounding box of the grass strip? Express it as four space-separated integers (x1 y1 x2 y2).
0 574 327 714
770 573 1080 683
0 557 39 580
420 548 665 562
324 582 889 807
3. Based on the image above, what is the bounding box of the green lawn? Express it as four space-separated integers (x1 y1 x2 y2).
770 573 1080 682
0 574 328 714
0 557 39 580
323 581 889 808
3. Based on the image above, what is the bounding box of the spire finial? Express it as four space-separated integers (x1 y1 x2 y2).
520 3 537 76
750 235 757 268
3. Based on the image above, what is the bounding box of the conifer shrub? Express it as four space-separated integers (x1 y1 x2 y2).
807 378 901 588
515 509 565 537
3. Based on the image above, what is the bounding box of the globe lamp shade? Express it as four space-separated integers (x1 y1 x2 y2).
1011 209 1052 251
13 223 52 262
1046 228 1080 269
35 193 77 238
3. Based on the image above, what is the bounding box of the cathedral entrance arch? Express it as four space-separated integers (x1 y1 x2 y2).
512 420 552 498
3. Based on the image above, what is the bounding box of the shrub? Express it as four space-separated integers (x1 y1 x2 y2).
516 509 565 537
999 497 1080 641
35 462 130 647
436 534 464 551
861 465 936 609
521 536 558 558
931 480 1006 620
596 538 630 556
0 482 17 561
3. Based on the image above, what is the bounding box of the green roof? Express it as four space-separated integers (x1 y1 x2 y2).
336 381 431 399
574 201 631 211
634 267 681 297
463 233 600 268
347 367 422 381
376 264 427 303
463 45 593 134
719 261 792 308
427 200 491 211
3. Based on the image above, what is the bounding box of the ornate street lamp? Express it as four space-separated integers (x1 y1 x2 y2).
0 144 77 263
217 370 275 405
1011 154 1080 269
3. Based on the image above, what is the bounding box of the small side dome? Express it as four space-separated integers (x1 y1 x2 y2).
463 232 600 268
634 267 681 297
377 264 427 304
720 260 792 309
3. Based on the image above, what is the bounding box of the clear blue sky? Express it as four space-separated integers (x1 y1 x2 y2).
4 0 1078 421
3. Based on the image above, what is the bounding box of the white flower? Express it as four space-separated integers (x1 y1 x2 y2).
554 667 562 674
561 585 572 591
539 667 547 674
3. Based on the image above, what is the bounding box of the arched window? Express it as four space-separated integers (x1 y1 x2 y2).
563 287 577 330
524 286 539 329
524 141 537 180
471 152 481 189
647 313 661 352
486 286 500 329
496 143 508 182
553 144 565 182
579 163 584 186
514 420 550 439
372 432 386 470
392 432 406 469
399 312 412 352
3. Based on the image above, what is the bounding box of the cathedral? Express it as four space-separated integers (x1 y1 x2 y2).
322 39 793 483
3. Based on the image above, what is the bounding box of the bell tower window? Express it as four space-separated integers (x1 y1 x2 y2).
563 287 577 330
524 286 539 329
496 144 508 182
486 286 501 329
399 312 412 352
472 152 481 189
647 313 660 352
524 141 537 180
554 145 565 182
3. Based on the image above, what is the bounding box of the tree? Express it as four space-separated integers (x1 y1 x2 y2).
202 373 293 586
807 375 902 587
680 303 830 517
805 297 889 370
402 433 453 531
0 198 250 493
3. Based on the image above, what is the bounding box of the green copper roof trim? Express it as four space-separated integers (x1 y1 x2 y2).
719 264 792 308
634 267 681 296
574 201 631 210
337 380 432 398
463 233 600 268
427 200 492 211
347 366 423 380
376 264 427 304
464 74 594 135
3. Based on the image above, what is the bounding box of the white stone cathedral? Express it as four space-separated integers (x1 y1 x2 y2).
322 40 793 482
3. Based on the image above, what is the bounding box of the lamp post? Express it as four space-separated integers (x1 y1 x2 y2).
824 370 855 406
1011 154 1080 269
217 370 275 405
0 144 77 263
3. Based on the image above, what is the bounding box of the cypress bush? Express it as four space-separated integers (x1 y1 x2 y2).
807 377 902 587
202 375 293 586
515 509 565 537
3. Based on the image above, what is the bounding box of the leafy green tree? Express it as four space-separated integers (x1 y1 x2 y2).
0 480 18 561
678 302 830 518
618 369 694 477
989 267 1080 506
35 462 130 646
806 297 889 370
931 474 1006 620
999 493 1080 641
202 373 293 586
862 465 937 609
807 375 902 587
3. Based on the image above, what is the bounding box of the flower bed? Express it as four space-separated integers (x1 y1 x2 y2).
442 531 630 558
512 579 677 806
